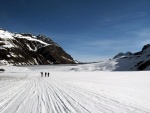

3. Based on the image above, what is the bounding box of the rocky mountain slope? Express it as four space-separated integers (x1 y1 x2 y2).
0 29 76 65
73 44 150 71
112 44 150 70
47 44 150 71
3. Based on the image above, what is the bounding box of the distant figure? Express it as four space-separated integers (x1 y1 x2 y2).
48 72 49 77
45 72 47 77
41 72 43 77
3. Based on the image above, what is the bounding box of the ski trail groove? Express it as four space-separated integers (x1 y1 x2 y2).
0 75 150 113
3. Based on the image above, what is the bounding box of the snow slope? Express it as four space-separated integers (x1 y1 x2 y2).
0 66 150 113
0 29 49 47
112 44 150 71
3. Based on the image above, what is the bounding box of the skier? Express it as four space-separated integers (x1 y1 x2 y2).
48 72 49 77
41 72 43 77
45 72 47 77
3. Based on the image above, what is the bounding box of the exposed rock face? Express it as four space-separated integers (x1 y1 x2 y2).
0 29 76 65
37 35 58 46
113 44 150 70
138 60 150 70
113 52 133 59
142 44 150 52
37 45 75 64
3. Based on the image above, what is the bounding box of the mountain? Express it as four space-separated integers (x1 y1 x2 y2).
0 28 76 65
112 44 150 70
59 44 150 71
113 52 133 59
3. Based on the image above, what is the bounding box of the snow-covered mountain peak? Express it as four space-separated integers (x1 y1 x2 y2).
112 44 150 70
141 44 150 55
0 29 14 39
0 29 76 65
36 35 60 47
113 52 133 59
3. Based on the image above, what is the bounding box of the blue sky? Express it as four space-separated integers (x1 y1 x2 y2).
0 0 150 62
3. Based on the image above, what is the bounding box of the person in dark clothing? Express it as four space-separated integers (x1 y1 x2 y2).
45 72 47 77
41 72 43 77
48 72 49 77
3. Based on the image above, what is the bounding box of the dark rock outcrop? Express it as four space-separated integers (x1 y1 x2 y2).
0 29 76 65
0 69 5 72
138 60 150 70
37 45 75 64
113 52 133 59
142 44 150 52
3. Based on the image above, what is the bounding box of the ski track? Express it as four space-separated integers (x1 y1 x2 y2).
0 74 150 113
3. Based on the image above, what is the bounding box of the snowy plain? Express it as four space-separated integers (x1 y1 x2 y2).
0 65 150 113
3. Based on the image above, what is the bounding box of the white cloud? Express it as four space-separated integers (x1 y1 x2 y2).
135 29 150 38
85 39 128 46
127 28 150 46
116 12 147 20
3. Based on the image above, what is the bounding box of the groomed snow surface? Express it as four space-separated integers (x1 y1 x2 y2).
0 66 150 113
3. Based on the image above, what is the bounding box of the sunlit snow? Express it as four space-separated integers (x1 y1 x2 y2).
0 65 150 113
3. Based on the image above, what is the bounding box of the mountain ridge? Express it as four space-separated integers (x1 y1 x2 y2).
112 44 150 70
0 29 76 65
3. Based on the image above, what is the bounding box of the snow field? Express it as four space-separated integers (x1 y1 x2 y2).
0 69 150 113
